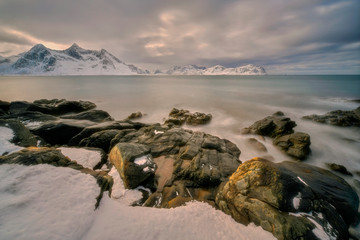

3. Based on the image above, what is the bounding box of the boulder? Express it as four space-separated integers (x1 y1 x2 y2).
164 108 212 126
0 100 10 115
326 163 353 176
31 119 96 145
245 138 267 153
109 142 156 189
0 111 58 123
79 129 121 152
302 107 360 127
109 124 241 207
61 109 113 122
216 158 359 240
0 119 38 147
69 120 146 146
127 111 143 120
273 132 311 160
242 112 296 138
32 99 96 115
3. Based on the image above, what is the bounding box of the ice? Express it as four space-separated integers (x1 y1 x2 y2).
0 126 23 155
0 164 99 240
58 147 101 169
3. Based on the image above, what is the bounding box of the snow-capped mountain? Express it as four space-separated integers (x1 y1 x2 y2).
0 44 149 75
157 64 266 75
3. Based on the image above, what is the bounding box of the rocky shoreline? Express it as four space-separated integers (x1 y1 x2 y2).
0 99 359 240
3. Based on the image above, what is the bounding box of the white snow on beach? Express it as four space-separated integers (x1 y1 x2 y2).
58 147 102 169
0 126 23 155
0 163 275 240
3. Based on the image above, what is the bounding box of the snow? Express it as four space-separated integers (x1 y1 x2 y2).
292 192 301 209
0 126 23 155
162 64 266 75
154 130 164 135
0 164 99 240
58 147 102 169
134 155 149 165
0 164 275 240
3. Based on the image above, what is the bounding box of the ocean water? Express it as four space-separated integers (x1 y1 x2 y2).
1 75 360 188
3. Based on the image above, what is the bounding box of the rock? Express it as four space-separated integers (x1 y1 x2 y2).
273 132 311 160
127 111 143 120
0 147 113 208
79 129 121 152
109 142 156 189
31 119 96 145
164 108 212 126
216 158 359 240
0 100 10 115
109 124 241 207
32 99 96 115
0 111 58 123
0 119 38 147
69 120 146 146
61 109 113 122
242 112 296 138
245 138 267 152
327 163 353 176
302 107 360 127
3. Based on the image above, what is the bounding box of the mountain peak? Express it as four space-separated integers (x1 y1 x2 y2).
29 44 47 52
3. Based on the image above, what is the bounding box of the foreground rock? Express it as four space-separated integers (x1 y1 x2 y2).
0 119 39 147
0 147 113 208
243 112 311 160
164 108 212 126
109 125 241 207
303 107 360 127
216 158 359 240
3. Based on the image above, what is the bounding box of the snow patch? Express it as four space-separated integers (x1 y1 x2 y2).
292 192 301 209
58 147 101 169
0 164 99 240
297 176 309 186
154 130 164 135
0 126 23 155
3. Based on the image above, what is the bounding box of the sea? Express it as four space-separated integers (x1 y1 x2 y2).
1 74 360 188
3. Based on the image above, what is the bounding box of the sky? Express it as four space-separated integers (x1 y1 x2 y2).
0 0 359 74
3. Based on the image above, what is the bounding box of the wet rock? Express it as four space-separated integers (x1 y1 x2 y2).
109 142 156 189
109 124 241 207
127 111 143 120
327 163 353 176
273 132 311 160
0 119 38 147
69 120 147 146
242 112 296 138
61 109 113 122
31 119 96 145
0 100 10 115
216 158 359 240
245 138 267 152
79 129 121 152
303 107 360 127
32 99 96 115
164 108 212 126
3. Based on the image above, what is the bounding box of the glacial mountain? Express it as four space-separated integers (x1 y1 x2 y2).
157 64 266 75
0 44 149 75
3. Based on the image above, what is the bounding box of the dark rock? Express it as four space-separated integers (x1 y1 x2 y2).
242 112 296 138
109 142 156 189
0 119 38 148
31 119 96 145
127 111 143 120
273 132 311 160
32 99 96 115
9 101 50 114
303 107 360 127
109 124 241 207
0 111 58 123
79 129 121 152
164 108 212 126
0 100 10 115
216 158 359 240
327 163 353 176
69 120 147 146
61 109 113 122
245 138 267 152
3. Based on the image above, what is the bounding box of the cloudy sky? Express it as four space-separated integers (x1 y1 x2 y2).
0 0 359 74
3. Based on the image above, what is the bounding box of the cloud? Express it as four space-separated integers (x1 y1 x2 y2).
0 0 358 73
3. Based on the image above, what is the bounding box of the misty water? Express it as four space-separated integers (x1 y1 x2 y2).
1 75 360 191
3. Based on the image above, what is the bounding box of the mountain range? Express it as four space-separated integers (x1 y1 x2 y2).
0 44 266 75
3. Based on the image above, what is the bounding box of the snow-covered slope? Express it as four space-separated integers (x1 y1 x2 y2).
0 44 149 75
159 64 266 75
